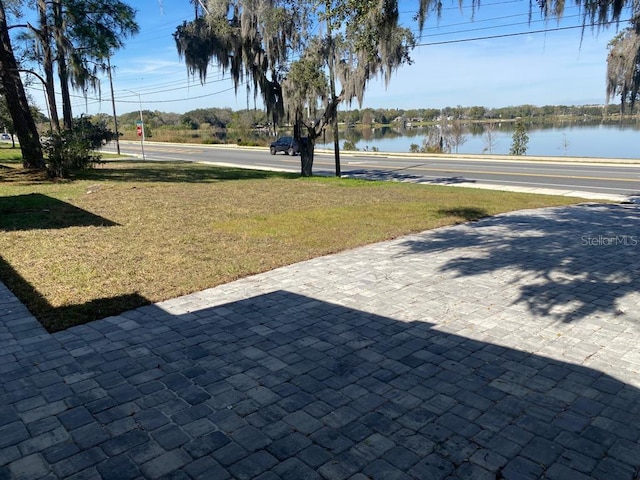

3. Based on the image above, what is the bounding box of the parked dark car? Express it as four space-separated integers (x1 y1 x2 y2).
270 136 299 155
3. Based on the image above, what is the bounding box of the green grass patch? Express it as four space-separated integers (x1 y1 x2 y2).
0 158 582 332
0 143 23 164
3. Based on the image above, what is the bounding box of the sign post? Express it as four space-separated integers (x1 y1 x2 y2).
124 90 146 160
135 119 145 160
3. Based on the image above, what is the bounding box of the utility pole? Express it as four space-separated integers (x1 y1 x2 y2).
107 57 120 155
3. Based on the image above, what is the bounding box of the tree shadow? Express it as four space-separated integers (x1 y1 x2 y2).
345 169 477 185
399 203 640 323
0 193 119 231
0 196 140 331
0 255 148 332
77 161 297 183
438 207 489 222
3 290 639 478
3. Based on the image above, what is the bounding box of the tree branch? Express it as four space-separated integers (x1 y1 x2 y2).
15 68 47 87
7 23 31 31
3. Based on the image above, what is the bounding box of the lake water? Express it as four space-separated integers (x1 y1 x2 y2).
317 120 640 159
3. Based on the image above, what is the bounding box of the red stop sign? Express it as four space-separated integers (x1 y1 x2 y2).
136 125 142 137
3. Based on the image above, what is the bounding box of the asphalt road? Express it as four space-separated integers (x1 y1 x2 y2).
103 140 640 197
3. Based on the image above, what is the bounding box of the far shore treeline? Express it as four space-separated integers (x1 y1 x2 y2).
35 103 638 146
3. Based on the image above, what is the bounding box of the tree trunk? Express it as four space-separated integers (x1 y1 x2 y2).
331 112 340 176
300 136 315 177
0 0 45 169
294 109 319 177
38 0 60 132
54 1 73 130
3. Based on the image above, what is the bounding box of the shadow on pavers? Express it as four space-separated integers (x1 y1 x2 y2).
2 290 639 478
400 203 640 324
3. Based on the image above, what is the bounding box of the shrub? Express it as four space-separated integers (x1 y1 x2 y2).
343 140 358 151
202 138 223 145
42 117 116 178
510 121 529 155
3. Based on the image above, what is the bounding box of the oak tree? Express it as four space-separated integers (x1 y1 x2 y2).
175 0 417 176
606 27 640 114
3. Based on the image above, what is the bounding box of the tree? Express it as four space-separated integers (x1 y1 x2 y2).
182 107 233 129
34 0 60 132
0 0 44 168
15 0 138 131
1 0 137 170
559 132 570 155
0 90 12 132
362 110 374 125
482 123 498 154
50 0 138 129
419 0 640 118
510 121 529 155
417 115 451 153
467 106 486 120
606 28 640 114
448 120 467 154
174 0 417 176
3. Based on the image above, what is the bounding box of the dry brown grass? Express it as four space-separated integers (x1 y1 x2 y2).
0 158 581 331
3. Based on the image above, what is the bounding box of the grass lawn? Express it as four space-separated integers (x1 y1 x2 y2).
0 153 583 332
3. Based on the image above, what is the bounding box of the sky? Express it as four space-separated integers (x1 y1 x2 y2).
22 0 635 117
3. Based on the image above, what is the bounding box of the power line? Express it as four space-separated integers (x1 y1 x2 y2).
69 83 245 111
114 74 232 98
25 78 245 114
117 68 230 94
417 12 533 32
25 67 232 104
399 0 522 15
415 13 584 38
416 19 632 46
407 3 625 38
138 84 243 103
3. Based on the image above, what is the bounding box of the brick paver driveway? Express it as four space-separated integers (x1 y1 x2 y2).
1 203 639 479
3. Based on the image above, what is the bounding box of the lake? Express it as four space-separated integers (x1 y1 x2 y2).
317 119 640 159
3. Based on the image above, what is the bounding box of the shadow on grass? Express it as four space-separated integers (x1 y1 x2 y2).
400 203 640 324
0 193 119 231
77 160 298 183
438 207 489 222
0 255 149 332
0 195 133 330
